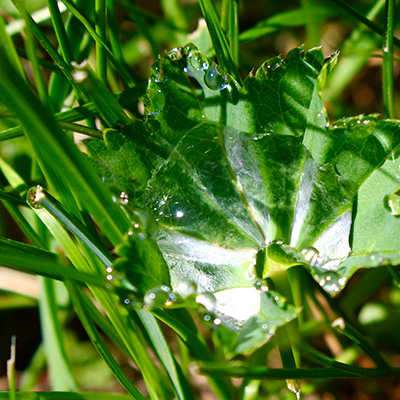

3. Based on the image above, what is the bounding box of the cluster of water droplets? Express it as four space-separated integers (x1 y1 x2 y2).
330 115 375 138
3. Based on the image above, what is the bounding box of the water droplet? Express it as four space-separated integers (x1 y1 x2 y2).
119 191 129 205
151 60 167 83
264 57 282 72
167 47 183 61
27 185 45 209
213 318 222 326
175 210 184 218
196 293 216 312
189 51 210 70
177 280 197 297
314 271 343 295
183 43 197 58
245 264 256 280
301 247 321 267
204 65 229 91
145 118 161 134
368 253 385 266
144 285 175 308
384 193 400 216
204 314 211 322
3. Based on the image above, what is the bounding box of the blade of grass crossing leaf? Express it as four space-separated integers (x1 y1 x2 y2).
39 277 78 390
0 55 129 246
47 0 74 64
0 14 25 81
96 0 107 82
67 283 146 399
138 309 193 400
198 0 242 84
383 0 396 119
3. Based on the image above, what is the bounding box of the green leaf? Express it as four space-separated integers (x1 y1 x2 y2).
113 211 171 296
88 44 400 353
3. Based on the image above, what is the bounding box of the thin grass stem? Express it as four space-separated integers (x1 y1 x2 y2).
383 0 396 118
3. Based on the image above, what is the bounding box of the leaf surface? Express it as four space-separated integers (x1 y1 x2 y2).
87 44 400 352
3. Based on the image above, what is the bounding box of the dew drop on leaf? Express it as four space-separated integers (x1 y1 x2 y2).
301 247 321 267
145 118 161 134
189 51 210 70
196 293 216 312
166 47 183 61
144 285 175 308
314 271 343 295
383 193 400 216
177 280 197 297
204 65 229 91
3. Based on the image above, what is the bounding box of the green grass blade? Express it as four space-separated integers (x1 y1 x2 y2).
39 277 78 391
19 4 50 108
138 309 193 400
95 0 107 82
28 185 113 269
198 0 242 84
67 283 146 399
124 0 159 58
0 236 106 287
331 317 390 368
0 14 25 81
221 0 239 66
15 47 61 74
27 185 166 399
160 0 188 44
0 54 129 246
47 0 74 64
328 0 400 49
383 0 396 118
106 0 124 63
324 0 385 102
11 0 88 101
71 61 131 127
300 0 320 47
59 0 136 87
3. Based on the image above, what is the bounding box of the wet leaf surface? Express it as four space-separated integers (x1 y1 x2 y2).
86 44 400 353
